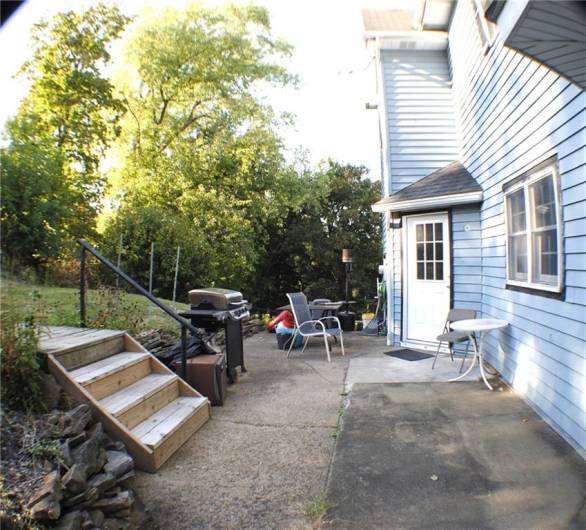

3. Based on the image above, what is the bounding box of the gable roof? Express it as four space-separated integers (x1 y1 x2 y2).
372 161 483 213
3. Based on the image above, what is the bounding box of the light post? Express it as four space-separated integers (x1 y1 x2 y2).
342 248 353 310
339 249 356 332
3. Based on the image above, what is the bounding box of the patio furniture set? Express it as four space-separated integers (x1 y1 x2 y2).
282 292 508 390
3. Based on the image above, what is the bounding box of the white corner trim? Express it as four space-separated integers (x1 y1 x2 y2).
372 191 483 213
376 42 392 198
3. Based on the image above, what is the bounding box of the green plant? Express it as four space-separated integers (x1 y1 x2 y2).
87 285 144 335
306 492 332 522
0 299 44 411
331 399 345 438
23 441 63 466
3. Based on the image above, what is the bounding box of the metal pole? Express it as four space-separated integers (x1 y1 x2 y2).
149 242 155 295
116 234 123 288
181 324 187 381
172 246 181 310
80 247 86 327
148 242 154 318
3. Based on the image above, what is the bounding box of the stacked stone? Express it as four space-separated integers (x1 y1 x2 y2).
137 318 265 354
135 329 177 357
26 404 140 530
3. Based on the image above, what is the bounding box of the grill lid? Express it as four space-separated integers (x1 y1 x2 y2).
188 288 244 310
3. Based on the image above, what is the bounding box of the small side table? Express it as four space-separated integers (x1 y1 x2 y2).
448 318 509 390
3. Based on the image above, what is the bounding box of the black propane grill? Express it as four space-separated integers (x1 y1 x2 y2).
178 288 249 383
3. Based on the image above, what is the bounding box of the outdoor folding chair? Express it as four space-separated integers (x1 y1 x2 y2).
432 308 477 372
286 292 345 362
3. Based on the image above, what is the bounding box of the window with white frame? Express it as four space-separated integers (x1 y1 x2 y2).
504 161 563 292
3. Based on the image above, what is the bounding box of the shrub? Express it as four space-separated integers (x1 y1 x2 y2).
87 285 144 335
0 306 44 411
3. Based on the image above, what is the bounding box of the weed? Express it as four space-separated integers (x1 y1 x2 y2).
87 285 144 335
23 441 63 466
306 492 331 522
331 400 345 438
0 294 44 411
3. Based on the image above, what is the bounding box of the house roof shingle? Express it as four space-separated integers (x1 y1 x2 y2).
372 161 482 211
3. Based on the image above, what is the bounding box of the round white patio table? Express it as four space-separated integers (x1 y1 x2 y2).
447 318 509 390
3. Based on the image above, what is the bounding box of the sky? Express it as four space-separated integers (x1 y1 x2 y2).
0 0 385 180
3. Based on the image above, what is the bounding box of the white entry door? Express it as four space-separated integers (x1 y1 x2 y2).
404 213 451 344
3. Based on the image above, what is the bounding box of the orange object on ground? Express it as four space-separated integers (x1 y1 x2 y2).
267 310 295 331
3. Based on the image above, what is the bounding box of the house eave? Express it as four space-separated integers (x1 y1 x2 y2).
372 191 483 213
365 30 449 51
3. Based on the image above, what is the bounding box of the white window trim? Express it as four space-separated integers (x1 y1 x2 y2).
473 0 498 54
504 164 564 293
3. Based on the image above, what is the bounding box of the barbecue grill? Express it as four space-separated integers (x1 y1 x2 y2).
178 288 249 383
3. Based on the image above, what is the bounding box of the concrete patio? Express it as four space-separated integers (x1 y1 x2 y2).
131 330 585 529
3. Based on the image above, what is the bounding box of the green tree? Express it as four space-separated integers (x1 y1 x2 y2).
101 3 297 297
253 161 382 310
1 4 130 269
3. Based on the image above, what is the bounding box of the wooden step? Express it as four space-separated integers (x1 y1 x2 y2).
71 352 152 400
41 326 211 472
132 396 207 447
40 327 127 370
131 396 209 468
100 374 179 429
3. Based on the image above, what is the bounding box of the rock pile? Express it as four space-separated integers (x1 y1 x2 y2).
26 404 151 530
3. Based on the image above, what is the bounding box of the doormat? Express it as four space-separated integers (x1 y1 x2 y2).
384 349 434 361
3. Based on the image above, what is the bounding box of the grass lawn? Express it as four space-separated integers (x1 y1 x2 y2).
1 279 189 335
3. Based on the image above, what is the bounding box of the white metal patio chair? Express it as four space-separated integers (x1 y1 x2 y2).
432 308 477 372
286 292 345 362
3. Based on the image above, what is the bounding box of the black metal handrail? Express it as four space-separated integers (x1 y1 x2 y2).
78 238 192 379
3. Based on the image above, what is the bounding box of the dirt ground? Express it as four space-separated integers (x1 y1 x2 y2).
132 331 383 530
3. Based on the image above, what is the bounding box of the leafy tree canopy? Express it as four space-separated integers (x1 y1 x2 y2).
101 3 300 296
1 3 130 268
253 161 382 310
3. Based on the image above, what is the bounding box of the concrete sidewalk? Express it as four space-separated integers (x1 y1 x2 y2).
131 331 361 529
326 382 586 530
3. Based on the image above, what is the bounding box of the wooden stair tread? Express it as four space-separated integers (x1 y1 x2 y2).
70 352 150 385
100 374 178 416
131 397 208 449
39 327 126 355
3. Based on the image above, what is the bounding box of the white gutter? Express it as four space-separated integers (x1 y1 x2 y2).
372 191 483 213
364 30 448 50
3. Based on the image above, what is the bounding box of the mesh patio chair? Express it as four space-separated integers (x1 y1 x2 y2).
432 308 477 372
286 292 345 362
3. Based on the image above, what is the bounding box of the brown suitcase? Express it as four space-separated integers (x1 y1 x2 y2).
173 354 227 406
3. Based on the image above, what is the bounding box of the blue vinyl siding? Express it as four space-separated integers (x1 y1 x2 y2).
381 49 460 193
452 206 482 314
449 0 586 455
381 48 460 346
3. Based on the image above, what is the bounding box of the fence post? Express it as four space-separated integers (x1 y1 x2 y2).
148 242 155 318
148 242 155 294
80 246 87 327
116 234 123 288
172 246 181 310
